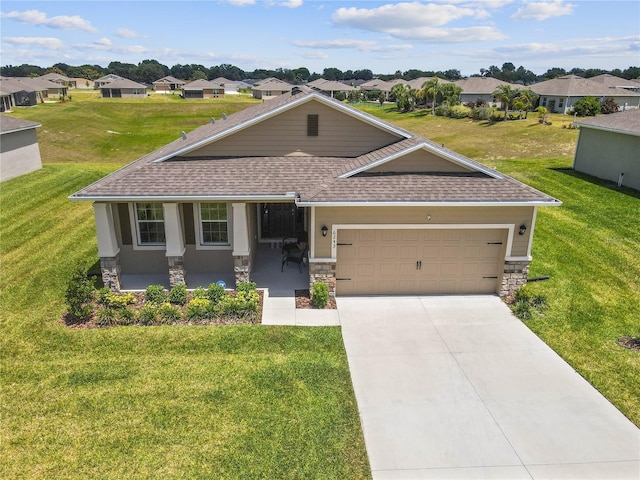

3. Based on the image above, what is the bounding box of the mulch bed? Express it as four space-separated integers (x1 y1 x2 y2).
295 289 336 310
616 336 640 351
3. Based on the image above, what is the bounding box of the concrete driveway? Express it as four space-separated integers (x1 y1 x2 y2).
338 296 640 479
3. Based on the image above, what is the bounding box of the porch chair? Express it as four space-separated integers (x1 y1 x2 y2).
281 243 308 273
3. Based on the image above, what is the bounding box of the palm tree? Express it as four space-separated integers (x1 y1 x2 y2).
422 77 440 115
518 89 539 119
492 84 519 120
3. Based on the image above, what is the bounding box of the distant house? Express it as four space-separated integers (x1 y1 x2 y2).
182 79 225 99
73 78 95 89
95 74 125 88
530 75 640 114
211 77 240 95
0 77 45 106
306 78 355 98
153 76 186 93
455 77 515 106
40 73 77 88
0 115 42 182
252 78 292 99
0 89 11 112
360 77 451 100
589 74 640 93
573 109 640 191
100 79 147 98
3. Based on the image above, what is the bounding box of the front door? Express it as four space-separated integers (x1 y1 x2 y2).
260 203 305 240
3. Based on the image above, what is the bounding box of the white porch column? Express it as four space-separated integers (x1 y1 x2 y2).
163 203 186 286
232 202 250 284
93 202 121 291
93 202 119 257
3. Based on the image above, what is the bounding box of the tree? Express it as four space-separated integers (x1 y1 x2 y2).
543 67 567 79
108 61 135 78
440 83 462 106
130 59 169 84
323 67 343 81
422 77 441 115
492 84 519 120
535 106 549 125
391 84 412 112
353 69 373 81
573 96 601 116
600 97 619 114
443 69 462 81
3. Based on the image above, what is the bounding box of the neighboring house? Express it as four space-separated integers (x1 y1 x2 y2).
306 78 356 98
212 77 240 95
573 109 640 191
530 75 640 113
182 79 225 99
40 73 77 88
0 115 42 182
252 78 292 99
360 77 450 100
589 74 640 93
70 86 560 298
455 77 515 106
0 89 11 112
73 78 95 89
153 76 186 93
0 77 68 101
100 79 148 98
94 74 125 88
0 77 42 106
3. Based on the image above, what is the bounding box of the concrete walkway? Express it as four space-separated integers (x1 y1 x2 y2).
338 296 640 480
261 288 340 326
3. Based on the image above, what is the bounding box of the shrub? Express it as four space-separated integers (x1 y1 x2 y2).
192 287 208 299
117 307 136 326
168 284 187 306
600 97 619 114
207 283 227 306
96 308 118 327
186 298 212 321
472 105 493 121
65 267 95 322
573 96 601 116
138 304 159 325
448 105 472 119
217 290 260 319
311 282 329 309
434 104 450 117
490 110 504 122
236 281 257 293
98 289 136 309
145 284 167 304
159 302 182 324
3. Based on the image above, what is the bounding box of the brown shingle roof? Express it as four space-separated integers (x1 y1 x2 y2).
574 109 640 136
531 75 640 97
0 114 40 134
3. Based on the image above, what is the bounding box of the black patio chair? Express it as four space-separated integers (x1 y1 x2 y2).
281 244 308 273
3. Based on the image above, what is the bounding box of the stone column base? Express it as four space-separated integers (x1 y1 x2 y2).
233 255 250 285
168 256 186 287
100 255 121 292
500 260 530 299
309 262 336 297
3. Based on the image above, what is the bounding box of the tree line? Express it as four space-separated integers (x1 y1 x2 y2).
1 60 638 85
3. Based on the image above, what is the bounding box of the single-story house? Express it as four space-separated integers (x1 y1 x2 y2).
40 73 77 88
252 78 292 99
182 79 225 99
0 115 42 182
212 77 240 95
306 78 356 98
589 74 640 93
573 109 640 190
152 76 186 93
100 79 147 98
0 77 42 106
455 77 515 106
0 89 12 112
73 78 95 89
94 74 125 88
71 86 560 297
530 75 640 114
360 77 451 100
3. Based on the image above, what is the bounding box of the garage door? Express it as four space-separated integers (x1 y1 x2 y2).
335 229 506 296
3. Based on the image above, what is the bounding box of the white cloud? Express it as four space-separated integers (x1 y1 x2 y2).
94 37 112 47
512 0 574 21
293 39 413 52
228 0 255 5
277 0 303 7
2 36 64 49
116 28 146 39
0 9 97 32
390 25 506 43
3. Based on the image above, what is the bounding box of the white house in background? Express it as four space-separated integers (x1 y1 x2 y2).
0 115 42 182
251 78 292 99
212 77 240 95
94 74 125 88
573 109 640 191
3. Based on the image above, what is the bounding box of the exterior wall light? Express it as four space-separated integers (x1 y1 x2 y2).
519 224 527 236
321 225 328 237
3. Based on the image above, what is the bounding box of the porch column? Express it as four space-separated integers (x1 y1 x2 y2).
163 203 186 286
500 260 530 300
93 202 121 291
232 202 251 284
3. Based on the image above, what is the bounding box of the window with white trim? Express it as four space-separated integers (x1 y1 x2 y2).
199 203 229 245
134 202 166 245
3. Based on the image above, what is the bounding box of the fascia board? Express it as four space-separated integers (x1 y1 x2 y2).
69 193 298 202
297 200 562 207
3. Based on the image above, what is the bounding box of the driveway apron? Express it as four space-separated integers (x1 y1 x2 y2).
338 296 640 480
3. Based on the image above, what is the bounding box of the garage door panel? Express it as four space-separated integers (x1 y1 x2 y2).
336 228 506 296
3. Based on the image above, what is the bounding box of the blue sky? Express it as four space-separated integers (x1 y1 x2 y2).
1 1 638 76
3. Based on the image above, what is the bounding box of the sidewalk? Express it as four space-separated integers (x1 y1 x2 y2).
260 289 340 326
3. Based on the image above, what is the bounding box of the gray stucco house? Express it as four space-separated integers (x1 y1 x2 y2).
0 115 42 182
573 109 640 190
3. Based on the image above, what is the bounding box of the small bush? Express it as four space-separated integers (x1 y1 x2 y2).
448 105 472 119
434 104 450 117
207 283 227 306
192 287 208 299
236 281 257 293
65 267 95 322
117 307 136 326
168 284 187 306
138 304 159 325
472 105 493 121
186 298 212 321
311 282 329 309
98 290 136 309
96 308 118 327
159 302 182 324
490 110 504 122
573 96 601 116
600 97 619 114
217 290 260 319
145 284 167 305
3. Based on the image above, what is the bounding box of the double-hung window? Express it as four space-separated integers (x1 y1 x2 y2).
199 203 229 245
134 202 166 245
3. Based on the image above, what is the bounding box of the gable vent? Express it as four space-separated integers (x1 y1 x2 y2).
307 114 319 137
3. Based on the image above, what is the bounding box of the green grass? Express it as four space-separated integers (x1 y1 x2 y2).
0 160 369 477
2 95 639 477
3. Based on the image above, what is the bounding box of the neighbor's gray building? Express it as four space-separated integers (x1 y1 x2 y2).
0 115 43 182
573 109 640 191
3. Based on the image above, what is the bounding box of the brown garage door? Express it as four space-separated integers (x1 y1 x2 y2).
336 229 506 296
